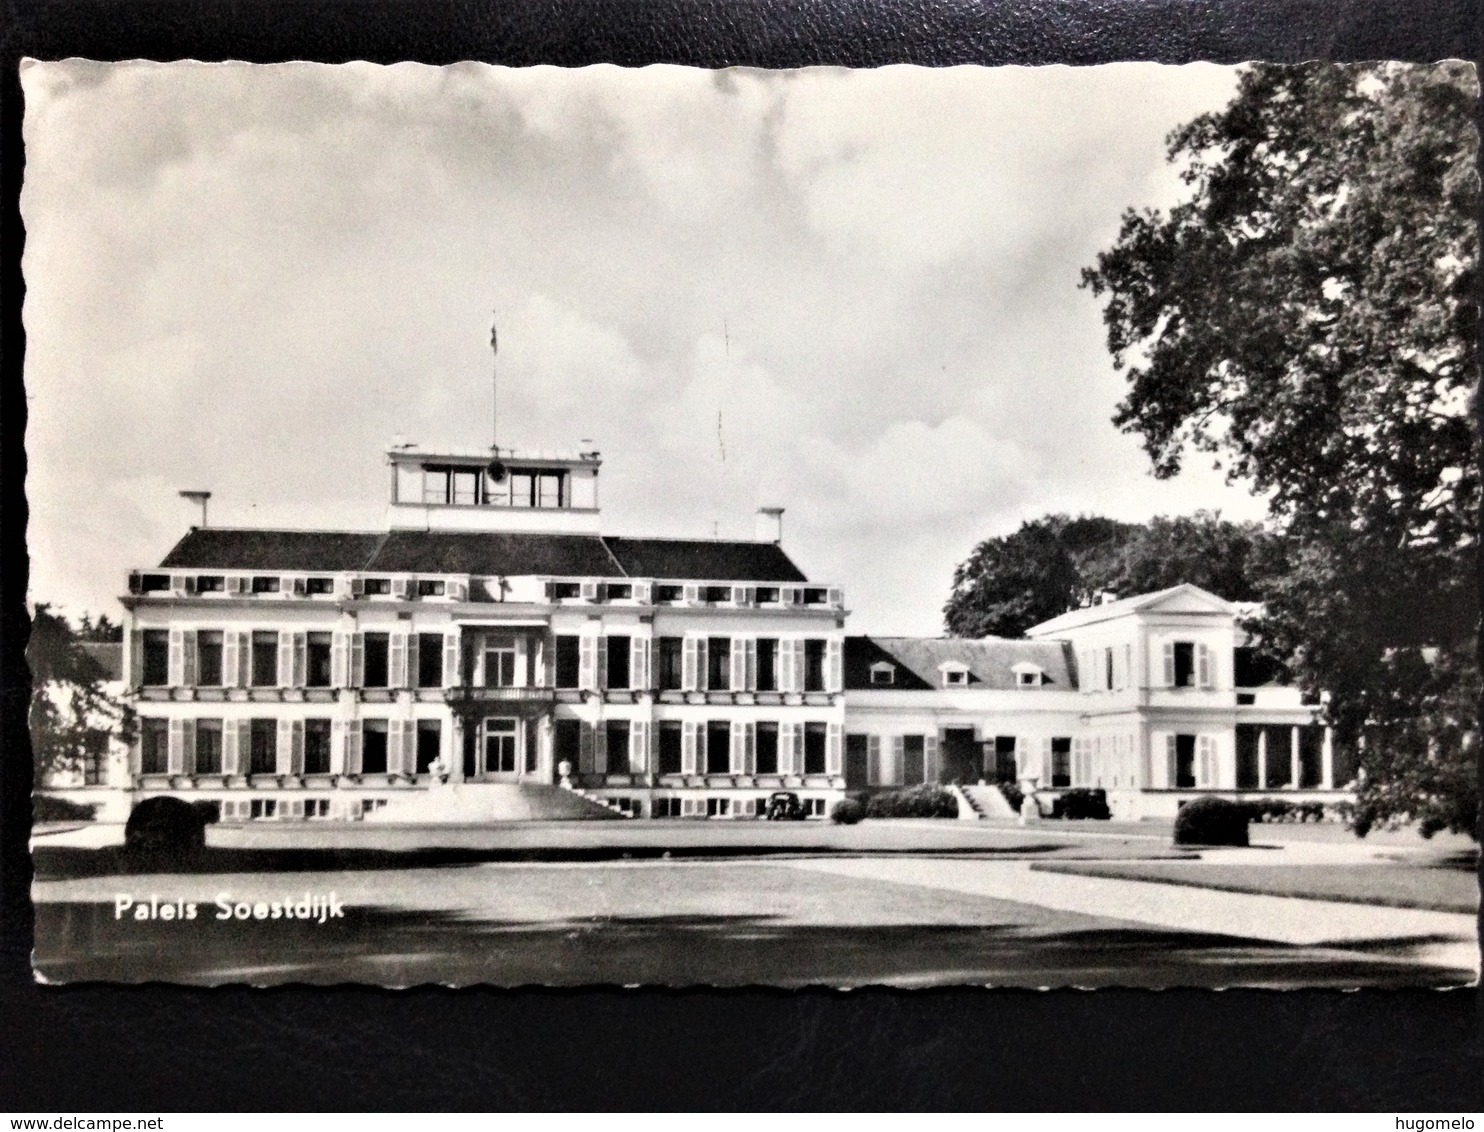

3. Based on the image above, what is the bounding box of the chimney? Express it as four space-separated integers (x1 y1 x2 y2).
755 506 785 544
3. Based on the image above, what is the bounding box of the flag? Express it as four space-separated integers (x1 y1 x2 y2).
490 310 497 354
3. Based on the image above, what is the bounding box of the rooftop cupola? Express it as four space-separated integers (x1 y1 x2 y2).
386 444 602 533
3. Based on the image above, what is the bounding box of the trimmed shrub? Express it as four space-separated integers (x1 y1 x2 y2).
1052 788 1111 820
1173 796 1251 846
32 795 98 823
830 798 865 825
865 784 959 819
124 796 209 855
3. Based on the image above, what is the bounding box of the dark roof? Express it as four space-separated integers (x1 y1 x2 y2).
159 529 385 572
845 636 1076 691
156 527 805 582
601 537 808 582
367 531 619 577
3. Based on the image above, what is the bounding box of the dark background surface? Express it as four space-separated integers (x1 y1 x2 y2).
2 0 1482 1112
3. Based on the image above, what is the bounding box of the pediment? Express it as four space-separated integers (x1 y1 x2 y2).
1137 585 1234 616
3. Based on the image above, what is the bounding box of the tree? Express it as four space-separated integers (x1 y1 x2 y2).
27 605 134 784
945 512 1271 638
1082 62 1479 837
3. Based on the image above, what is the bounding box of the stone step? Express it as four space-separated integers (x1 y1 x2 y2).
362 782 622 823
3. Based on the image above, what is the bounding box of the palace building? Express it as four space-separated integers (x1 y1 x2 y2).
60 440 1356 825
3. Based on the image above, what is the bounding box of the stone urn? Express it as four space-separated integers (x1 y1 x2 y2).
557 759 573 788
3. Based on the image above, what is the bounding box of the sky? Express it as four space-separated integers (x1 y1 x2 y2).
20 60 1271 636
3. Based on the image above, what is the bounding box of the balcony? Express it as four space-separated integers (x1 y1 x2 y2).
445 684 557 716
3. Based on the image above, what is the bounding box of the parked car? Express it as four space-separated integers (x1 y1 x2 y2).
1038 787 1112 820
765 791 809 821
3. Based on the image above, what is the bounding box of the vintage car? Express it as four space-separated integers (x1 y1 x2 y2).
764 791 810 821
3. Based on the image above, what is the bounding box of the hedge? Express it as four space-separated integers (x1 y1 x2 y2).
865 784 959 819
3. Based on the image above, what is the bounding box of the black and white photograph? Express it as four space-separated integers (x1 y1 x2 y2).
20 57 1479 988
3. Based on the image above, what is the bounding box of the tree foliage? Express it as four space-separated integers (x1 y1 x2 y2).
944 511 1265 638
1082 62 1479 837
27 605 133 784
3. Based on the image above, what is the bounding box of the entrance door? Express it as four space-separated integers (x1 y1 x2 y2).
480 718 521 780
941 728 978 784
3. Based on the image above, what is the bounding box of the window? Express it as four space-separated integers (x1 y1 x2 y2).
1234 647 1281 687
653 797 682 818
1050 737 1072 788
483 636 516 688
1173 641 1196 688
606 584 632 601
251 631 279 687
993 736 1017 782
804 722 827 775
657 638 683 691
554 719 582 772
140 717 168 773
305 719 332 775
141 630 169 686
415 634 444 688
755 722 779 775
140 574 170 593
550 581 580 600
195 719 223 774
658 721 682 775
706 638 730 691
537 473 564 508
415 720 442 774
942 666 967 687
755 587 780 604
869 663 894 685
197 631 224 686
902 734 926 785
804 640 826 692
1104 648 1115 690
606 720 631 774
655 584 683 603
249 719 277 775
706 721 731 774
1235 724 1260 789
307 632 333 687
305 577 334 595
555 636 580 689
250 799 278 820
196 575 225 593
416 579 446 598
1174 734 1196 788
422 468 450 504
1017 670 1039 687
483 718 517 774
607 635 631 690
362 720 389 774
363 633 390 688
509 472 535 508
702 585 731 603
756 639 778 692
451 470 479 505
706 797 731 818
363 578 391 596
251 576 280 594
803 587 828 604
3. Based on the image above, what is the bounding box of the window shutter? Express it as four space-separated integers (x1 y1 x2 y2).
389 632 408 688
442 633 461 689
579 633 598 691
579 721 596 774
730 720 745 774
167 718 185 775
828 587 843 607
128 630 144 688
167 628 185 687
593 722 608 774
345 720 362 775
631 636 649 691
276 718 294 774
866 735 881 785
630 720 648 774
277 631 293 687
290 719 305 775
1164 733 1177 788
1197 644 1213 689
449 578 468 602
681 721 697 775
348 576 365 599
392 577 411 601
351 633 365 687
222 719 240 776
696 638 709 691
633 581 652 605
1124 644 1133 689
730 639 746 692
1198 735 1214 787
923 732 938 782
331 632 349 688
744 637 757 690
681 637 699 692
743 721 756 774
407 634 421 686
683 584 700 605
580 580 599 603
826 639 843 693
184 632 201 685
227 574 247 595
777 640 793 693
1161 642 1175 686
789 722 804 775
330 720 345 775
827 722 843 776
890 735 906 785
291 576 306 596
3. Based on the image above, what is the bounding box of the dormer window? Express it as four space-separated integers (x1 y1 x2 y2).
251 576 280 594
363 578 391 596
1017 671 1038 687
756 586 781 604
869 662 895 686
1012 662 1045 687
416 579 446 597
939 662 970 687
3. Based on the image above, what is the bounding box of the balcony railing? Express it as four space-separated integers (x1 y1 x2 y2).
445 685 557 705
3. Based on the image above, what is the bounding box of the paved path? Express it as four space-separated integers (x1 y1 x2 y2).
781 856 1480 977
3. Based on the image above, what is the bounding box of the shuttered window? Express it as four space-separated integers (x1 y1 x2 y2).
755 722 779 775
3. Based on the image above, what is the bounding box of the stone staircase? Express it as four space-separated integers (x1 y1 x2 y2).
955 783 1019 820
362 782 623 823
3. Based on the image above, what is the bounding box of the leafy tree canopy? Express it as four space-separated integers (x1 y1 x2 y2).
1081 62 1479 837
27 605 133 783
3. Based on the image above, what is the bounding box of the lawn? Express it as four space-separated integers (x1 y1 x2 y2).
1029 860 1479 914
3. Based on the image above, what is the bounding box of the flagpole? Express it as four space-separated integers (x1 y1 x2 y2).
490 308 498 455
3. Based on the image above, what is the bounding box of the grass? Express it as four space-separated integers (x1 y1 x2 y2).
1029 861 1479 914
